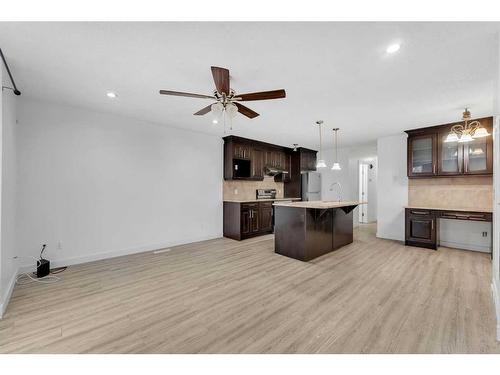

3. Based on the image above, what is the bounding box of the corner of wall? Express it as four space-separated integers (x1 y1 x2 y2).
0 265 18 319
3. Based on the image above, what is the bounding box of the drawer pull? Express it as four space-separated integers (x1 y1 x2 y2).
411 210 430 215
468 215 485 221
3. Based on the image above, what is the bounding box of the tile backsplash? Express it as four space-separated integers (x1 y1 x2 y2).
408 176 493 210
223 177 285 201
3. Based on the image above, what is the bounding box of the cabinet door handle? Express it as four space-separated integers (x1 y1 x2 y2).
431 220 434 230
433 164 436 174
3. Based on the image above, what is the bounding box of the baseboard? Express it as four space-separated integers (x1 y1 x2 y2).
440 240 491 253
492 278 500 342
376 231 404 242
0 266 19 319
17 233 222 274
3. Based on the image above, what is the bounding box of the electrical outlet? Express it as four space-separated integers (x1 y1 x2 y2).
57 241 63 250
482 232 488 237
234 188 238 195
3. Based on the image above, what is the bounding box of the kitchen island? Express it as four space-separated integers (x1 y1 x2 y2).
273 201 365 261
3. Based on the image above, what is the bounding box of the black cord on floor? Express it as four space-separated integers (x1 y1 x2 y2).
50 266 67 274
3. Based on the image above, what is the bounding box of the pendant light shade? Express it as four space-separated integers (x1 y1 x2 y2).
211 102 223 124
472 127 490 138
315 120 326 169
458 133 473 143
444 132 459 143
445 108 489 143
331 128 341 171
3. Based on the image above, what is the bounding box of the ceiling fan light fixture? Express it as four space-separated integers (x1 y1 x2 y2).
225 103 238 119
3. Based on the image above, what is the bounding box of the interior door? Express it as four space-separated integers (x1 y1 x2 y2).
359 164 368 223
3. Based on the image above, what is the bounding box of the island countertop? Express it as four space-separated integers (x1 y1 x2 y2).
223 197 301 203
273 201 366 209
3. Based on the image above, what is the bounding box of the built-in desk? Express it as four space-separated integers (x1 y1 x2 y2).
404 206 493 251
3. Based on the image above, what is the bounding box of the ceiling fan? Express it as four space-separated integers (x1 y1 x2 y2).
159 66 286 120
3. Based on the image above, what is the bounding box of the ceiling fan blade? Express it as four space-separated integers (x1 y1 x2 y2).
235 89 286 101
159 90 214 99
194 105 213 116
211 66 230 95
234 102 259 119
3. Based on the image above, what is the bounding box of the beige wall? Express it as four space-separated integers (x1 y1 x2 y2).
408 176 493 211
223 177 284 201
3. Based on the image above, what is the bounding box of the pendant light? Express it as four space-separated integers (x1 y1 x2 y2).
315 120 327 168
444 108 490 143
331 128 341 170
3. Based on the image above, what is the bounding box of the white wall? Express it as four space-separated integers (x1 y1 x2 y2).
492 31 500 341
320 143 377 227
376 134 408 241
0 65 18 317
15 98 223 271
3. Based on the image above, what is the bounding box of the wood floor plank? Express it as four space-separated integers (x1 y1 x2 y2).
0 224 499 353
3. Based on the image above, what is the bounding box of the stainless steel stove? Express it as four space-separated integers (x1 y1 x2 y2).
256 188 277 200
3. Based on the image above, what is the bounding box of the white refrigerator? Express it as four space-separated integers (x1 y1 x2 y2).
301 172 321 201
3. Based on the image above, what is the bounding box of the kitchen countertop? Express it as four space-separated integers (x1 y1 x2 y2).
223 197 301 203
273 201 366 209
404 205 493 213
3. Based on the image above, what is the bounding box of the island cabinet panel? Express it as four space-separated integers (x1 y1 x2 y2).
406 116 493 178
274 206 308 261
304 209 334 260
332 208 354 250
274 205 355 261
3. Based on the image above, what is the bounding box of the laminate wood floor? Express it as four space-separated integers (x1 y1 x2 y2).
1 224 499 353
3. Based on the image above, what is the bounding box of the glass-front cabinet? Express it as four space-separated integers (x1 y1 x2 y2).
408 134 436 177
437 129 461 175
463 132 493 174
406 117 493 178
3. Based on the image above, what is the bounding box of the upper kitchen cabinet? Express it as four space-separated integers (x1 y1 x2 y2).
299 148 317 172
223 136 297 181
407 134 437 177
463 118 493 175
406 116 493 178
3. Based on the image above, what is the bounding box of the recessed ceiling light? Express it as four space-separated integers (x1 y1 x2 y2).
386 43 401 54
106 92 117 98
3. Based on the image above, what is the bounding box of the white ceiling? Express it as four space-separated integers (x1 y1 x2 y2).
0 22 499 149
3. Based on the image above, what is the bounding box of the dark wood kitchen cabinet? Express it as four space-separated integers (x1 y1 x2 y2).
406 116 493 178
283 147 317 198
233 143 251 160
259 202 273 232
251 148 264 179
405 207 492 250
405 209 437 249
224 201 274 240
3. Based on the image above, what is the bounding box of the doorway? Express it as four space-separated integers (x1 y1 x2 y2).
359 163 369 223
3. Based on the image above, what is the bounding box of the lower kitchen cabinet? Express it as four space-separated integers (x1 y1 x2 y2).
224 201 274 240
405 209 437 249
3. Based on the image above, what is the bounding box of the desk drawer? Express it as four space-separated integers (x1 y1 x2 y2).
439 211 492 222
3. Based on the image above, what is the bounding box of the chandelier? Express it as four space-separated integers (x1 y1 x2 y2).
444 108 490 143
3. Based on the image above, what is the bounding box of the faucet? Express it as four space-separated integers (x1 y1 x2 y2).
329 182 342 202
